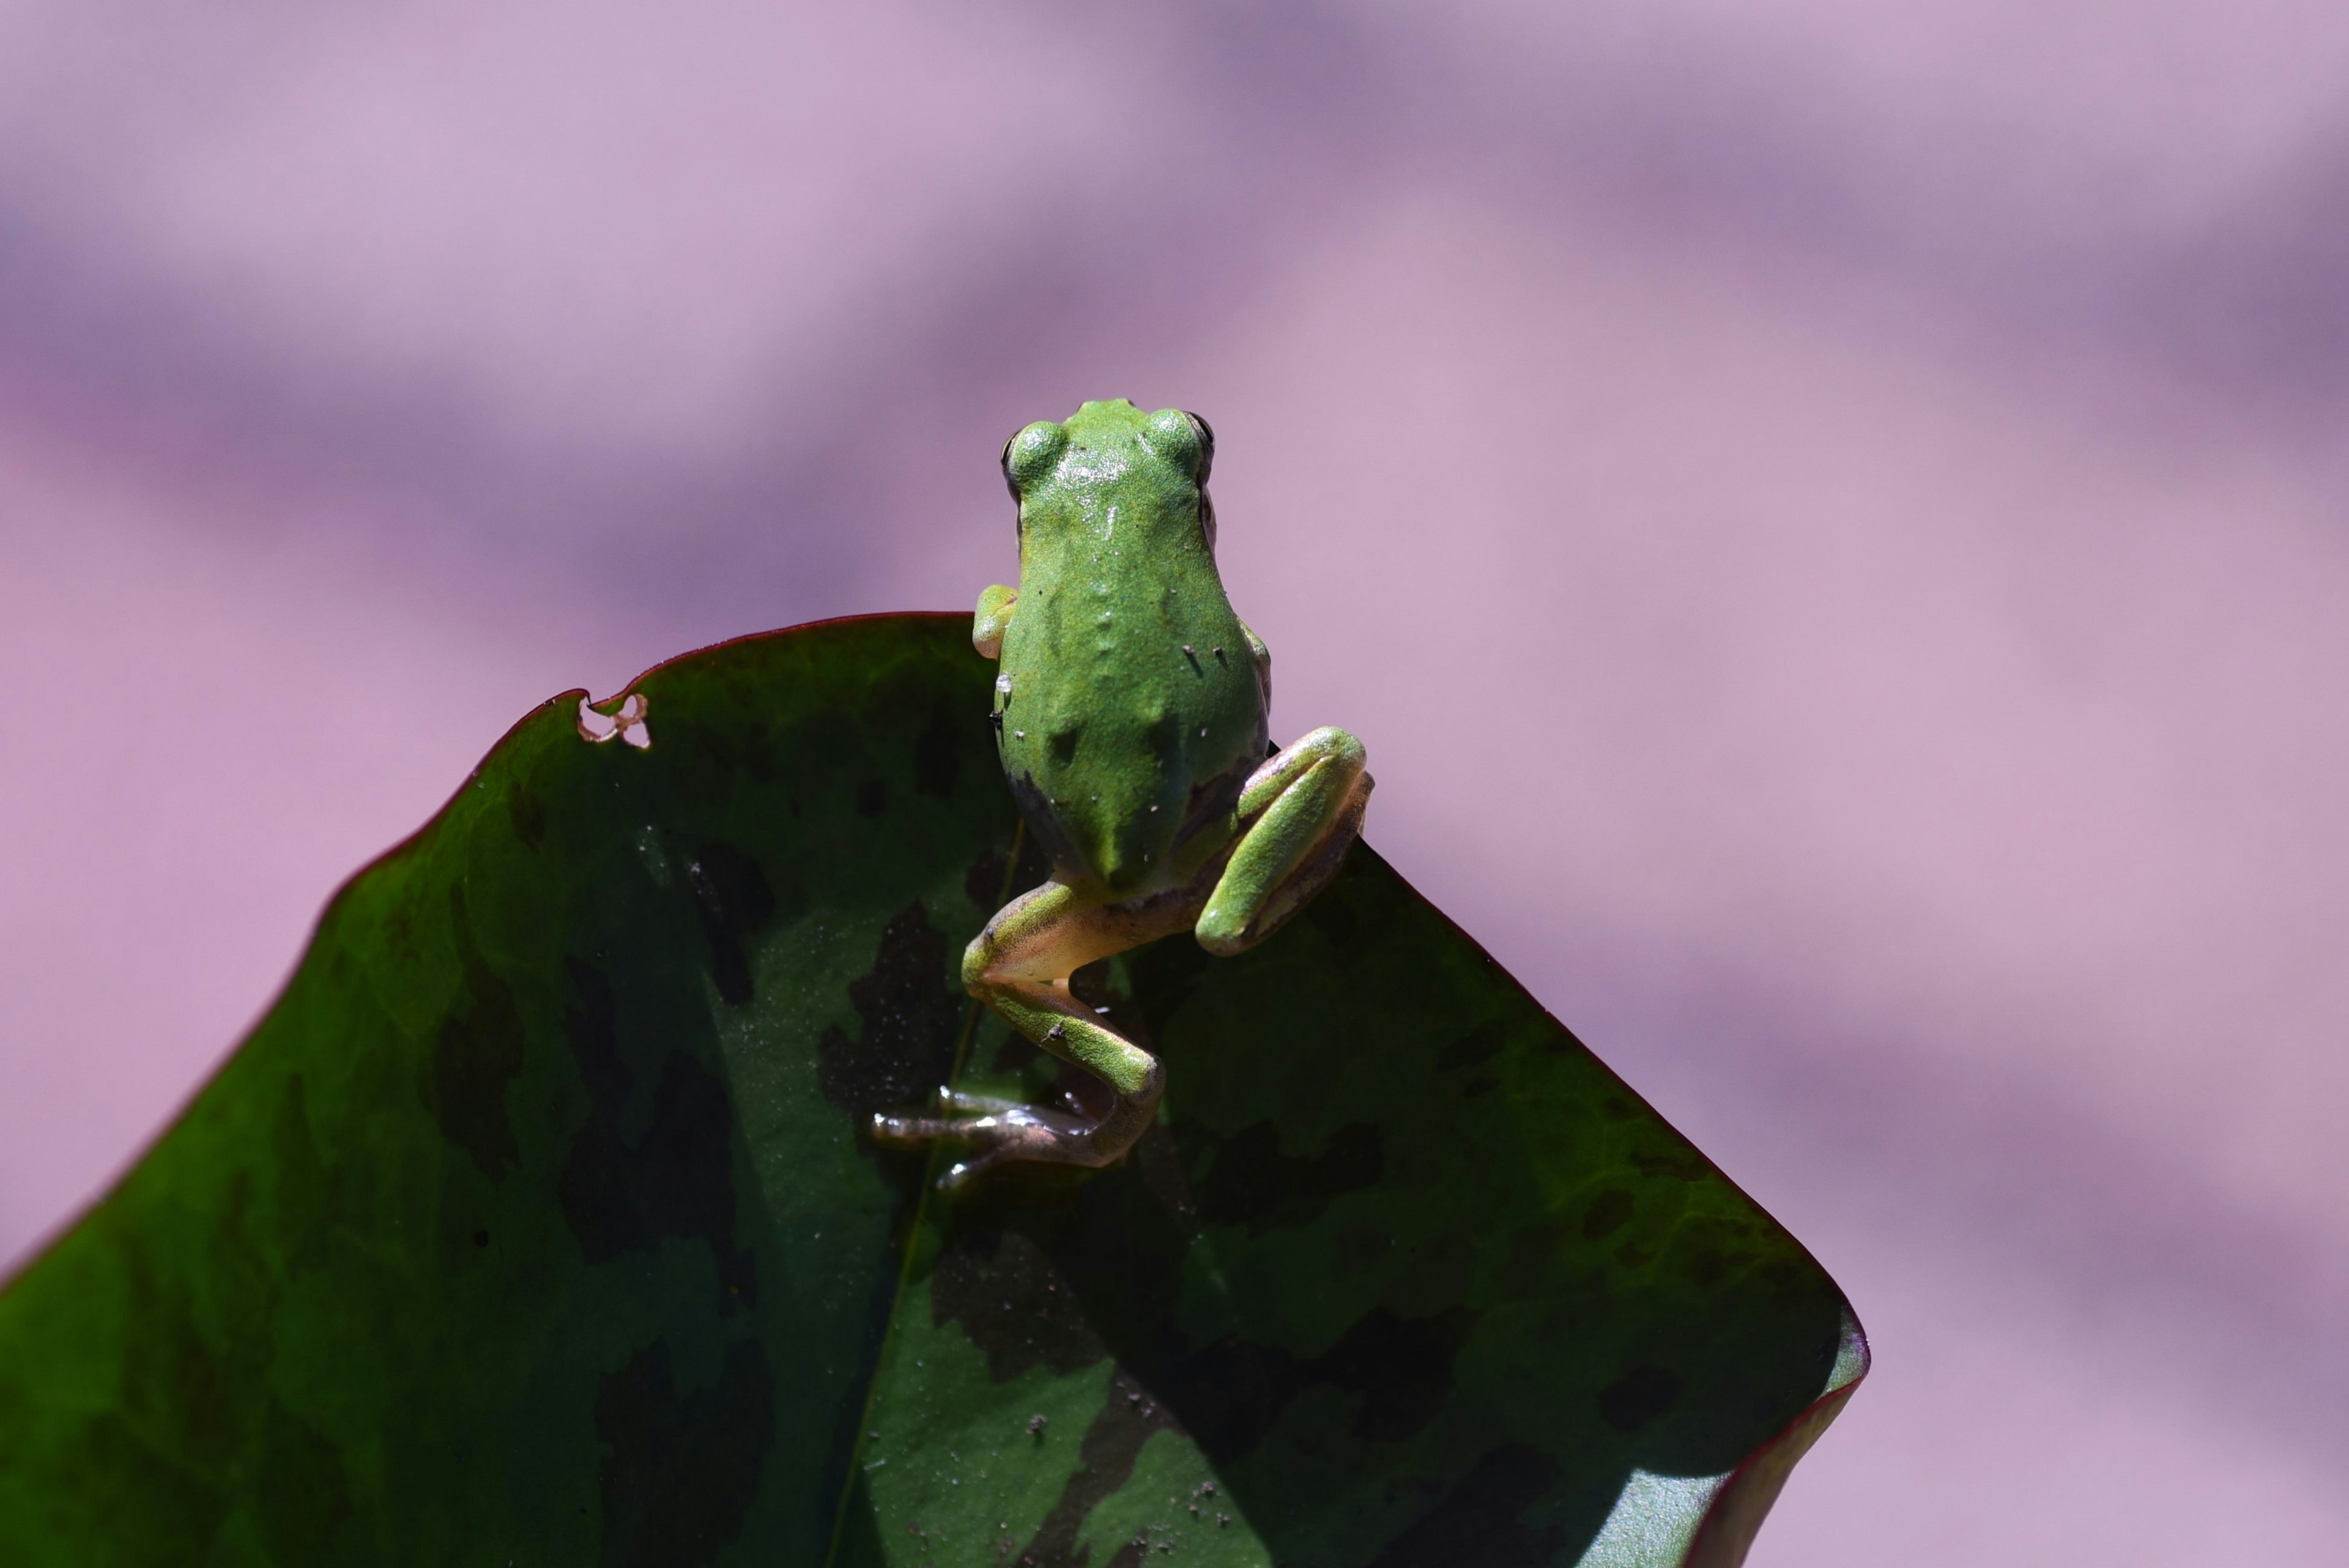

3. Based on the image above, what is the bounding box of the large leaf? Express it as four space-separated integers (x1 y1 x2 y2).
0 614 1864 1567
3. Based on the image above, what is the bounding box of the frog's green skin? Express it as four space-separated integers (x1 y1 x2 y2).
873 399 1371 1188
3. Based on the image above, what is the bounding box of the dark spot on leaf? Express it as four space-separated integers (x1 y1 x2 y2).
1436 1021 1504 1073
1631 1150 1711 1181
1127 1118 1196 1220
1581 1188 1635 1240
968 1109 1479 1470
421 893 527 1181
856 778 887 816
270 1076 332 1260
1365 1443 1566 1568
1049 727 1082 765
964 831 1053 918
1014 827 1053 890
929 1224 1105 1381
427 1003 525 1182
1316 1307 1477 1442
1143 1336 1308 1460
259 1397 352 1566
1103 1306 1474 1468
913 703 962 798
965 849 1007 910
1598 1365 1683 1433
507 784 548 850
1189 1120 1381 1232
117 1244 246 1462
817 904 961 1118
380 905 417 962
1012 1370 1179 1568
472 1229 490 1248
1601 1097 1636 1121
688 842 781 1007
1686 1246 1729 1287
594 1338 774 1568
559 962 756 1310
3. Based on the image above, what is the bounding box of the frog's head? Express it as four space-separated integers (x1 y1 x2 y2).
1001 398 1218 552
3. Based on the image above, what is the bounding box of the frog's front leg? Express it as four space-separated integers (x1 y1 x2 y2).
870 877 1197 1189
972 584 1018 658
1196 726 1371 957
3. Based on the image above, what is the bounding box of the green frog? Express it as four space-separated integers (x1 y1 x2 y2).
874 399 1371 1188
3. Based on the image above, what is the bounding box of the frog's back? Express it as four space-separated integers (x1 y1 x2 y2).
993 402 1267 894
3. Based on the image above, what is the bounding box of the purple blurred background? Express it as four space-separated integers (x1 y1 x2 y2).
4 2 2347 1559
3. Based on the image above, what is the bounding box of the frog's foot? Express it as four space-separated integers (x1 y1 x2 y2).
1196 724 1371 957
870 1092 1100 1190
872 878 1191 1190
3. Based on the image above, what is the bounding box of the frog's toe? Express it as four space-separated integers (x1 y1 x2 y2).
935 1087 1031 1117
869 1109 952 1145
869 1098 1093 1155
938 1146 1019 1191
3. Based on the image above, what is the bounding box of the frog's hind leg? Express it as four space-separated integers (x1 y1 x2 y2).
1195 725 1371 957
870 877 1201 1190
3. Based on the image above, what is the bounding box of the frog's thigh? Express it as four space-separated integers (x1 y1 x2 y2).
1196 725 1371 958
963 877 1192 988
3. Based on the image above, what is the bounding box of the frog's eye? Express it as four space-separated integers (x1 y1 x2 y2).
999 433 1020 505
1182 411 1215 485
1001 420 1067 507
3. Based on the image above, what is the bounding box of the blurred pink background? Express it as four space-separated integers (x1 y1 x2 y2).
4 2 2347 1561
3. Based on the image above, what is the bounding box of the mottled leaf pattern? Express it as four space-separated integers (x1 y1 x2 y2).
0 615 1861 1567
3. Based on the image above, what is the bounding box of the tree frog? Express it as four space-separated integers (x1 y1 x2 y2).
873 399 1371 1188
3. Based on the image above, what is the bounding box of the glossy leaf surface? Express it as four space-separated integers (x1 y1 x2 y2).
0 614 1863 1567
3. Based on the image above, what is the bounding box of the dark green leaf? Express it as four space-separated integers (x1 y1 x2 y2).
0 614 1864 1567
